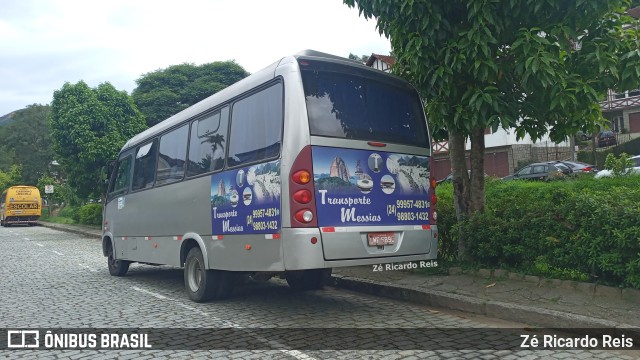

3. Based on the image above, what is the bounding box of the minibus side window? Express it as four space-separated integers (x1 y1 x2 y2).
132 140 158 191
227 83 283 167
187 107 229 176
156 125 188 185
109 156 132 196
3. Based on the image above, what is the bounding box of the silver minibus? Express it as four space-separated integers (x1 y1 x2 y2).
103 50 438 302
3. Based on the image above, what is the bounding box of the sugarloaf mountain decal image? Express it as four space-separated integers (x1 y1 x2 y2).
211 160 281 234
312 146 430 227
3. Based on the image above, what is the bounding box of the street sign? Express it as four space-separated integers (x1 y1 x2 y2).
45 185 54 194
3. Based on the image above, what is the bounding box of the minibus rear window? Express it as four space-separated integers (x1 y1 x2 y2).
301 63 428 148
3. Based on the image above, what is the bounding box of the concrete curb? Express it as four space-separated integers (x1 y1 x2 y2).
331 274 639 336
39 222 101 239
461 267 640 301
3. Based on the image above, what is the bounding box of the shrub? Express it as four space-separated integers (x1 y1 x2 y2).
59 206 80 222
78 204 103 225
435 182 457 261
438 176 640 288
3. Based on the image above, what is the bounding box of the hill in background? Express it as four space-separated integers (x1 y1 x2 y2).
0 110 19 127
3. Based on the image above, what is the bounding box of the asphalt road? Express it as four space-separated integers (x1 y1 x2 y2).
0 226 637 359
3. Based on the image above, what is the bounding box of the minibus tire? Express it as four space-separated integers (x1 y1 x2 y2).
107 245 130 276
184 247 224 302
285 268 332 291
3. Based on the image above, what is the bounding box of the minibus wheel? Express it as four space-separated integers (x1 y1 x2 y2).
184 247 234 302
106 243 130 276
185 247 209 302
285 268 332 290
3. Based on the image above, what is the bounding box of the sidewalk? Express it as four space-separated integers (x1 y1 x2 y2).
39 221 640 331
333 266 640 332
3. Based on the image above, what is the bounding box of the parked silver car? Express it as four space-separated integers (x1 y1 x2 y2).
548 160 597 174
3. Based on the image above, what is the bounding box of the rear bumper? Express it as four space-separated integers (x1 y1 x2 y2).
4 216 39 223
281 226 438 270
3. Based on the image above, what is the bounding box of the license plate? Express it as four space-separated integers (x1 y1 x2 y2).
367 232 395 246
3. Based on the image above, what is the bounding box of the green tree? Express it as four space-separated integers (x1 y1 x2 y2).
50 81 147 200
345 0 640 259
348 53 370 63
0 104 54 184
604 152 635 176
0 137 17 171
0 164 23 195
36 174 71 206
132 61 249 127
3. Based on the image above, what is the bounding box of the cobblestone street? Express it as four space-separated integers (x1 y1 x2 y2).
0 226 637 359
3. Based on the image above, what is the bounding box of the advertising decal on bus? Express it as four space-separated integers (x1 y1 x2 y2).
312 146 430 227
210 160 281 234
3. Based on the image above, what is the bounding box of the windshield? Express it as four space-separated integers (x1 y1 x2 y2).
300 61 429 148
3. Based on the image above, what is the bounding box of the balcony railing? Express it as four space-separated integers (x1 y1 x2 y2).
600 95 640 111
432 141 449 154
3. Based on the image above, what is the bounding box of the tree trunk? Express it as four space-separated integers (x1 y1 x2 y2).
448 128 470 261
591 135 597 167
469 127 485 214
569 136 575 161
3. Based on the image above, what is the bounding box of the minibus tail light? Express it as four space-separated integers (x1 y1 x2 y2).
292 170 311 185
289 146 317 227
295 209 314 223
293 189 312 204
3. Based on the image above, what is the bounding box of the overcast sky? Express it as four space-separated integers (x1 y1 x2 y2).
0 0 391 117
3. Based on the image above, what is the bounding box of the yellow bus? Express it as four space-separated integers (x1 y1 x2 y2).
0 186 42 227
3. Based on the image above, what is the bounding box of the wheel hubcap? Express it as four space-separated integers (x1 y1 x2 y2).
188 258 202 292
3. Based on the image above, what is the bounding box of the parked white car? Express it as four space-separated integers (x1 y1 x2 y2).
594 155 640 178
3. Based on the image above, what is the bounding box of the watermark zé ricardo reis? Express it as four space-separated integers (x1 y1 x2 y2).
373 260 438 272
